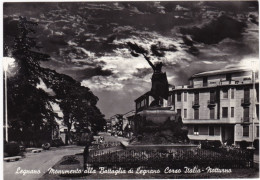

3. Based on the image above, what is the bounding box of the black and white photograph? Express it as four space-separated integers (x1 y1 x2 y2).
2 1 260 179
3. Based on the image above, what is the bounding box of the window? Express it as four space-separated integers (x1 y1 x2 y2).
167 95 172 106
243 107 249 122
194 109 199 119
177 109 181 116
159 97 163 106
231 107 234 118
209 126 214 136
137 102 140 109
184 109 187 118
194 125 199 135
257 105 259 120
257 86 259 103
194 92 199 104
222 107 228 118
203 77 208 87
223 89 228 99
184 92 187 102
141 100 146 107
210 108 214 119
177 92 181 102
244 88 250 100
210 91 216 102
257 126 259 137
226 73 232 81
231 88 235 99
172 94 175 106
243 126 249 137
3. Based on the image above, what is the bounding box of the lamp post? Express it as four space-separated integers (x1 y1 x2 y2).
3 57 15 142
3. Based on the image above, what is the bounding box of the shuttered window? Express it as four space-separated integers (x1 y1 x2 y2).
243 126 249 137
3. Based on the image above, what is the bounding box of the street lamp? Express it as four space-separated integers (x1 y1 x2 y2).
3 57 15 142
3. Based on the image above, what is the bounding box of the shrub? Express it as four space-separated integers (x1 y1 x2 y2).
51 138 64 147
226 138 234 146
42 143 51 150
201 141 210 149
240 140 249 149
212 141 222 148
4 141 20 157
201 140 222 150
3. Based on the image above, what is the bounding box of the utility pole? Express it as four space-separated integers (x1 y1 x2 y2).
3 57 15 142
4 67 8 142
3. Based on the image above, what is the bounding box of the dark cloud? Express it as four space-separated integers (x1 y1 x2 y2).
181 36 200 56
3 2 258 118
151 42 178 57
180 15 247 44
61 66 113 81
133 68 153 78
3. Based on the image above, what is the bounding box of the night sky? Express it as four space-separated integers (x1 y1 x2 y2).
4 1 259 118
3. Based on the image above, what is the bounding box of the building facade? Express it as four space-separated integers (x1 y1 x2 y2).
135 68 259 146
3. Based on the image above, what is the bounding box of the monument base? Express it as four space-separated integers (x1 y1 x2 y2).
131 106 197 150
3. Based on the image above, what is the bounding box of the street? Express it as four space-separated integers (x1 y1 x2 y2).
98 132 129 143
4 132 127 180
4 146 83 180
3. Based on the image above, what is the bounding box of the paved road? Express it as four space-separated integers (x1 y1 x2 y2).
98 132 129 143
4 133 129 180
4 146 84 180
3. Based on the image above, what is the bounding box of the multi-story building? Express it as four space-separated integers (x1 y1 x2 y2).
109 111 136 137
135 68 259 146
122 110 135 138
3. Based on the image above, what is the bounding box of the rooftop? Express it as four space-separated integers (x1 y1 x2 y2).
190 67 254 79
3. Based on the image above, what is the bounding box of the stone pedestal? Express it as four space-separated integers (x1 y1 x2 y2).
125 106 197 150
138 107 176 124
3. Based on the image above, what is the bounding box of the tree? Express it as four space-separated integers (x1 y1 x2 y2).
5 16 106 145
6 16 59 146
39 68 105 144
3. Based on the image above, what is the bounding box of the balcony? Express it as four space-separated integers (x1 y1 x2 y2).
241 98 251 106
241 117 250 124
220 80 236 85
207 100 216 107
192 101 200 109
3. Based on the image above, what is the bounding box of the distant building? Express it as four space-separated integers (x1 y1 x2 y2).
110 114 124 136
105 119 112 132
135 68 259 146
123 110 136 138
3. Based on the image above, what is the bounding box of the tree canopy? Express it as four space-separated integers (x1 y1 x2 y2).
5 16 105 145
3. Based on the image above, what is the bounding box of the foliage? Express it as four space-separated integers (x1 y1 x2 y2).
5 16 106 145
51 138 64 147
240 140 249 149
135 117 189 144
201 140 222 149
253 139 259 150
42 143 51 150
6 16 58 145
4 141 20 157
89 148 254 169
60 156 80 165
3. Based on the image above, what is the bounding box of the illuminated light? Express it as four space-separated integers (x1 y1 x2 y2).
3 57 15 71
